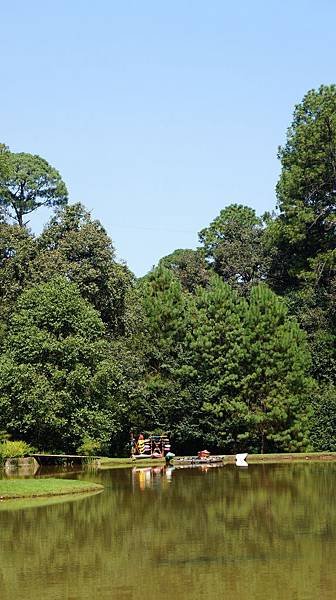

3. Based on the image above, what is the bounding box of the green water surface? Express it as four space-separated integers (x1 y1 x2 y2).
0 462 335 600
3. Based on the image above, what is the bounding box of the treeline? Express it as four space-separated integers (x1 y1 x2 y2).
0 85 335 455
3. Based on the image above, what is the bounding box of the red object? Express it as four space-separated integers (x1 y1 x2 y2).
198 449 210 459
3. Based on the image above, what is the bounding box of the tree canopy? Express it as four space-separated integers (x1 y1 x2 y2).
270 85 336 387
0 85 335 456
158 248 210 293
32 203 136 335
0 277 133 453
0 150 68 226
271 85 336 289
199 204 269 293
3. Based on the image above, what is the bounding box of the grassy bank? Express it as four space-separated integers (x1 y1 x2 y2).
99 452 336 468
0 478 103 500
234 452 336 463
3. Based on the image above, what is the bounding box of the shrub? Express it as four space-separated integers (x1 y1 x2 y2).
310 385 336 451
77 438 102 456
0 440 35 462
0 431 10 443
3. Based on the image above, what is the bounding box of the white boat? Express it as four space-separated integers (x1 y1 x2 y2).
235 453 248 467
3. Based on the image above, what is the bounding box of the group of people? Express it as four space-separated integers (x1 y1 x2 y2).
130 433 175 464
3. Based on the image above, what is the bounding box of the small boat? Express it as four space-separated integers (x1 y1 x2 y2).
235 453 248 467
133 453 163 460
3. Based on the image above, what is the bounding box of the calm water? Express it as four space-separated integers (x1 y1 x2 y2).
0 463 336 600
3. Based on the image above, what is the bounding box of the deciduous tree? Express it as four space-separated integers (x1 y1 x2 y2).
0 151 68 226
0 277 130 452
199 204 269 293
159 248 210 293
31 203 136 335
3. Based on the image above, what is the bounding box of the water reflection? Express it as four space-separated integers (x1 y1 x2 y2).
132 466 175 491
0 463 336 600
132 464 226 492
0 489 102 513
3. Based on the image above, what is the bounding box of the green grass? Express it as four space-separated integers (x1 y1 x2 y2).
238 451 336 463
0 478 103 500
99 457 133 464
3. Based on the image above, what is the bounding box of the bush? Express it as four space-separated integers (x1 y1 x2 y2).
0 431 10 443
310 385 336 451
77 438 102 456
0 440 35 462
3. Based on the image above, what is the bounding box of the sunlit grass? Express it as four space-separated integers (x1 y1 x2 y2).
0 478 103 499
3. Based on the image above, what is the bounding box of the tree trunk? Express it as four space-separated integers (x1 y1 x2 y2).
13 203 24 227
260 430 265 454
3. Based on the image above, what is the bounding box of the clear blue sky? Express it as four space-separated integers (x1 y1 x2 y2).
2 1 335 275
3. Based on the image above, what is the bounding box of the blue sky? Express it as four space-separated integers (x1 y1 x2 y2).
2 1 335 275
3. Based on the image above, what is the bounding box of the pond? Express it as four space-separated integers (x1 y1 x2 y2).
0 462 335 599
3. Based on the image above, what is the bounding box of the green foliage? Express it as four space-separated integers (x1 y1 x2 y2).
31 203 137 335
238 285 312 452
309 385 336 451
271 85 336 388
159 248 210 293
179 277 247 451
199 204 269 293
138 272 312 454
0 431 10 443
276 85 336 284
284 287 336 385
135 267 191 447
274 85 336 282
0 85 334 457
0 143 10 222
0 440 35 460
0 221 37 323
0 277 127 452
0 151 68 226
0 144 10 187
77 437 102 456
140 266 189 366
187 281 312 453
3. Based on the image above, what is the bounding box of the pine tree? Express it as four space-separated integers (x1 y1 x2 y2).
270 84 336 386
137 267 193 445
189 282 312 453
239 284 312 452
185 277 248 449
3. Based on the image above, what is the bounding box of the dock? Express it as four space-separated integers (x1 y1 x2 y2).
31 454 100 467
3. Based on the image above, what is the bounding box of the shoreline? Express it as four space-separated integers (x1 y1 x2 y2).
99 451 336 468
225 451 336 463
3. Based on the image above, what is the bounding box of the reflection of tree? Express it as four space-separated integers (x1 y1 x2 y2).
0 464 336 599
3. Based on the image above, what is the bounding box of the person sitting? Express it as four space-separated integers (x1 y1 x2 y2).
165 451 175 466
138 434 145 454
